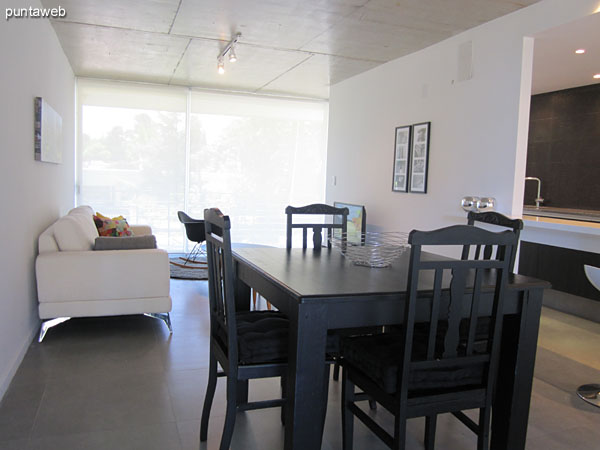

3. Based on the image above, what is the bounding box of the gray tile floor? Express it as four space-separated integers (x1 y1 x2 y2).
0 283 599 449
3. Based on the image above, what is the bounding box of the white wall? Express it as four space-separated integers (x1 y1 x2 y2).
0 1 75 398
326 0 600 234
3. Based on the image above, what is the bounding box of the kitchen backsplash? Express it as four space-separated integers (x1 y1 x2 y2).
526 83 600 210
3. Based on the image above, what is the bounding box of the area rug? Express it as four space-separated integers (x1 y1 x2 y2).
169 256 208 280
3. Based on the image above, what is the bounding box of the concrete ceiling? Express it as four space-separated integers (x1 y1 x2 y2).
532 12 600 95
43 0 542 99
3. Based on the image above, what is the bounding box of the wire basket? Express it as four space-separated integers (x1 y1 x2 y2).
330 231 410 268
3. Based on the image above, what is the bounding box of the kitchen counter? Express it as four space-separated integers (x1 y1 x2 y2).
523 206 600 223
519 207 600 319
523 215 600 231
521 212 600 254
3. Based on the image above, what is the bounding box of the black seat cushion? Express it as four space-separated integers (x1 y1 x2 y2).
326 326 383 356
236 311 343 363
342 332 485 394
235 311 290 364
219 310 365 365
390 317 491 353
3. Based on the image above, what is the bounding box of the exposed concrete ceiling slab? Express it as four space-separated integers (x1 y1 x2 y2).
170 0 363 50
44 0 180 33
43 0 543 99
170 40 312 92
299 13 447 62
51 22 191 84
260 53 381 99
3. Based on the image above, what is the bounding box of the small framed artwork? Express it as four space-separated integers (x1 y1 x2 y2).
333 201 366 245
34 97 63 164
392 125 411 192
409 122 430 193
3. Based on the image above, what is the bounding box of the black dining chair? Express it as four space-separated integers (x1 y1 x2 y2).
462 211 523 273
456 211 524 344
200 208 330 449
285 203 348 249
177 211 206 265
340 224 516 450
285 203 377 410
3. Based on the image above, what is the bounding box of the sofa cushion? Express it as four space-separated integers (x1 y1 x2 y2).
54 215 96 251
38 225 59 253
93 214 133 237
129 224 152 236
35 248 170 305
68 205 94 217
68 206 100 240
94 235 157 250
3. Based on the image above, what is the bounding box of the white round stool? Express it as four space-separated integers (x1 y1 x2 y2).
576 265 600 408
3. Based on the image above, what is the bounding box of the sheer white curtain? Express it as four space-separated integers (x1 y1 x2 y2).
188 90 328 246
76 79 328 250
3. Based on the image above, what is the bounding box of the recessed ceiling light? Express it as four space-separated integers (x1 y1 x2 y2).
575 49 586 54
594 74 600 79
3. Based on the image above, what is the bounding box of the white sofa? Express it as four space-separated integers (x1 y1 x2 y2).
35 205 172 341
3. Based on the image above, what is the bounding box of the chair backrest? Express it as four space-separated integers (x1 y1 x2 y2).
461 211 523 273
178 211 206 243
285 203 349 249
203 208 238 364
399 225 516 400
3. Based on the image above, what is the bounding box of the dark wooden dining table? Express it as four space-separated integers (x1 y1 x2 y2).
232 246 549 450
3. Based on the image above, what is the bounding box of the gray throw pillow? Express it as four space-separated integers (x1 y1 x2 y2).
94 235 157 250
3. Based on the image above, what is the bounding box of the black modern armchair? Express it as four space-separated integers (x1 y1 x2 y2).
177 211 206 265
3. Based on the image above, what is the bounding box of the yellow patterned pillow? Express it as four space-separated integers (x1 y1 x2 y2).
93 212 132 237
95 212 125 221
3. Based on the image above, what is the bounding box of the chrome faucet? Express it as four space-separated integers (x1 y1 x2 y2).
524 177 544 208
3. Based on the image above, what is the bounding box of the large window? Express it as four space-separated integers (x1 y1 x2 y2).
77 79 328 250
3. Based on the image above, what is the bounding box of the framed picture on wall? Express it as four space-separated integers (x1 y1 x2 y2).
392 125 411 192
409 122 430 193
34 97 63 164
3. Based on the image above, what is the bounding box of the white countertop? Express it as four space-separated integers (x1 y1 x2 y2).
521 215 600 253
522 207 600 223
523 215 600 234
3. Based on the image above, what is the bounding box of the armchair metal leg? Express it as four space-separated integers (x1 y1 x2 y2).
183 242 206 265
144 313 173 333
38 317 71 342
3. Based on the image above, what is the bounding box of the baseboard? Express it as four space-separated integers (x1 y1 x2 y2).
0 322 38 402
543 289 600 324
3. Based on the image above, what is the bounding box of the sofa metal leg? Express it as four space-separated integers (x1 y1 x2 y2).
38 317 71 342
145 312 173 333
